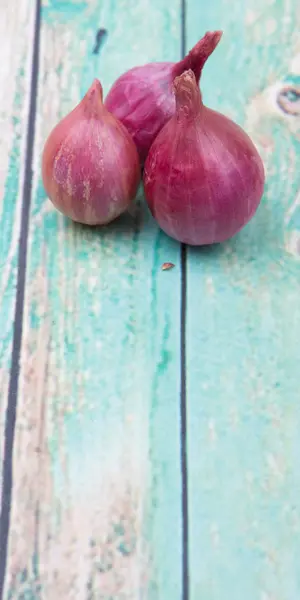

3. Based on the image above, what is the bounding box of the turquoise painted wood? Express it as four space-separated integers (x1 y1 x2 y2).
2 1 183 599
1 0 300 599
0 1 36 482
186 1 300 599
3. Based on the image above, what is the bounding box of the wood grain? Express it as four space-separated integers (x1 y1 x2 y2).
186 1 300 599
0 0 36 490
2 0 300 598
3 1 184 599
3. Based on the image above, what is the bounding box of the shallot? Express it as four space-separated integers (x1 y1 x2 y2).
105 31 222 163
42 79 140 225
144 68 265 246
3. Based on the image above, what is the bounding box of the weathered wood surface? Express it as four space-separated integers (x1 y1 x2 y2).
0 0 300 599
1 1 183 599
0 0 36 528
186 0 300 599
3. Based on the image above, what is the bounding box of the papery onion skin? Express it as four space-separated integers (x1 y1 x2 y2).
104 31 222 164
144 70 265 246
42 79 140 225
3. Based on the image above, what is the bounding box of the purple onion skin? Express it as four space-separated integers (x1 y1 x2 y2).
105 63 175 165
42 79 140 225
144 70 265 246
104 31 222 164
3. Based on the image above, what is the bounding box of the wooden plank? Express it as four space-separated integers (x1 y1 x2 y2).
0 1 36 488
3 1 183 599
186 1 300 599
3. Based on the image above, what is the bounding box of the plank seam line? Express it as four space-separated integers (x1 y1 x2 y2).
180 243 189 600
180 1 189 599
0 1 42 597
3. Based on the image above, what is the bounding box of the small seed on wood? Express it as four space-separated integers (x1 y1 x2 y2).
162 262 175 271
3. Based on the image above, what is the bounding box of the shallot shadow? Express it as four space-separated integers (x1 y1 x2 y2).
63 200 146 240
186 240 227 261
187 230 264 267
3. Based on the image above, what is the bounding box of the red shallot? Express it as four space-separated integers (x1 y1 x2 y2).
105 31 222 164
42 79 140 225
144 69 265 245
